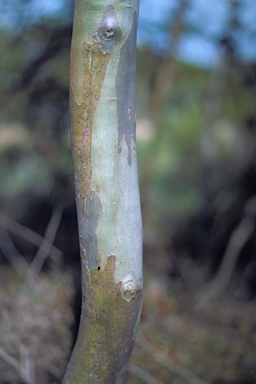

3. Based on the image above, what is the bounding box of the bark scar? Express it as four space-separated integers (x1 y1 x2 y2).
95 5 122 54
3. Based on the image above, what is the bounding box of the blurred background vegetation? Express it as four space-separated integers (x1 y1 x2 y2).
0 0 256 383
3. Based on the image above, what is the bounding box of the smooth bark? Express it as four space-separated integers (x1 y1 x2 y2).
63 1 142 383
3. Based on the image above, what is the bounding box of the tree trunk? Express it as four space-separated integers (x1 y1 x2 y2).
63 1 142 383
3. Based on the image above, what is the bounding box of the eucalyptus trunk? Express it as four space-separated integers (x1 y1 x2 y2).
63 1 142 383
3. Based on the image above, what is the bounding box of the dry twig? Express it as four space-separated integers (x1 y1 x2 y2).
19 344 35 384
200 196 256 303
0 230 29 275
28 205 63 276
0 345 35 384
0 346 22 378
0 214 63 261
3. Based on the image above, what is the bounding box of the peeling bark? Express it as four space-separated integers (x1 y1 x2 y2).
63 1 142 383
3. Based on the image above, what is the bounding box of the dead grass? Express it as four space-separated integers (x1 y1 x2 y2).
0 268 74 383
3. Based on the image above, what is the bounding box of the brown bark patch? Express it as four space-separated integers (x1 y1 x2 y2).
70 42 111 215
63 255 142 384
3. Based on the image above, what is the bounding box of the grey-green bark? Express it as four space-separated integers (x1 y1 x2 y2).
63 1 142 383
